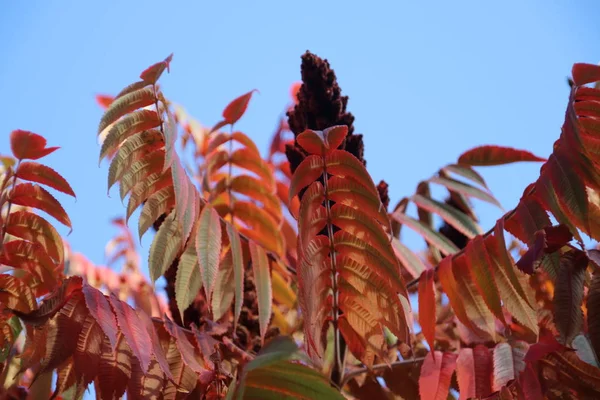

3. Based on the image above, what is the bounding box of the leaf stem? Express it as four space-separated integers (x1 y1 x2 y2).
227 125 235 223
322 160 343 385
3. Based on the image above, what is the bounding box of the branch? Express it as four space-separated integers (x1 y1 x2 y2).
339 357 425 388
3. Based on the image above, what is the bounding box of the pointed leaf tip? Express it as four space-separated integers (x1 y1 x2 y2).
95 94 115 110
210 89 259 132
10 130 59 161
458 145 546 167
140 53 174 84
16 161 76 197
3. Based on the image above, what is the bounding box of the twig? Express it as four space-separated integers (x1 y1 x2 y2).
339 357 426 388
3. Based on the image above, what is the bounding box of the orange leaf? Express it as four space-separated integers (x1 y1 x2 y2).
10 183 71 229
229 147 276 187
418 269 436 352
288 155 324 203
229 175 281 216
437 256 483 337
17 161 75 197
234 201 284 256
10 130 59 160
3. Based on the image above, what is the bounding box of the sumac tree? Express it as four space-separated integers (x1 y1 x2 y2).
1 52 600 399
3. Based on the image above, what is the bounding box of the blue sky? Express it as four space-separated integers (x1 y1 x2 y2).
1 1 599 285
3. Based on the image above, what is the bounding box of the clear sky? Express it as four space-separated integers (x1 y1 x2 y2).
1 1 599 398
1 0 599 301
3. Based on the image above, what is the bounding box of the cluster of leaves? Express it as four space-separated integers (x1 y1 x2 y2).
3 52 600 400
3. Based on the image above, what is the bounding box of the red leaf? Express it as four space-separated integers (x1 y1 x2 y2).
14 276 82 325
109 294 152 374
504 197 551 244
0 275 37 313
10 130 59 160
297 129 326 155
518 364 543 400
516 224 573 274
288 155 324 203
418 269 436 352
211 90 258 131
524 328 572 363
95 94 115 109
10 183 71 229
296 126 349 156
82 284 119 351
456 348 476 400
140 53 173 84
572 63 600 86
419 351 458 400
16 161 75 197
0 240 58 291
162 317 214 384
458 145 546 166
137 309 174 381
473 345 493 397
5 210 64 264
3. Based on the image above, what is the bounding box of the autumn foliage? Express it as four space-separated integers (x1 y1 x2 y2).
2 52 600 399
